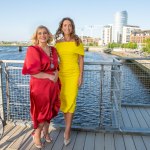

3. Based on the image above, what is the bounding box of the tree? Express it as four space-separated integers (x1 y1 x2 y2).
142 38 150 53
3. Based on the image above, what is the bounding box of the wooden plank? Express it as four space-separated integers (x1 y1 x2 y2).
146 108 150 116
142 135 150 149
139 108 150 127
7 126 25 142
133 107 148 128
95 132 104 150
73 131 86 150
9 127 33 149
62 131 77 150
114 134 125 150
84 132 95 150
3 124 14 137
126 107 140 128
105 133 115 150
7 126 26 149
0 125 21 150
51 130 64 150
44 129 61 150
121 107 132 128
19 134 33 150
132 135 146 150
123 135 136 150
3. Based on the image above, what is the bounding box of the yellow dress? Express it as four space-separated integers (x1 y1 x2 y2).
55 42 84 113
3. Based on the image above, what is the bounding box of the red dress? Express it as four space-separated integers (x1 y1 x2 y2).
22 46 60 129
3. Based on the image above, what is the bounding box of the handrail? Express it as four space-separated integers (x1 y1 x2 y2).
0 60 122 66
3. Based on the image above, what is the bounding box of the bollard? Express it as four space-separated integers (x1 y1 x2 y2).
18 46 22 52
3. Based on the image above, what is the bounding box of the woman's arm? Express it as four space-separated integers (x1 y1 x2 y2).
32 70 58 83
78 55 84 87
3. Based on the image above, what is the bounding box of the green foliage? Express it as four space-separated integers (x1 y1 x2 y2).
89 43 93 46
108 42 137 49
108 43 121 48
142 38 150 53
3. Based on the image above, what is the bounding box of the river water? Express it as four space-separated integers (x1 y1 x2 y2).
0 46 150 128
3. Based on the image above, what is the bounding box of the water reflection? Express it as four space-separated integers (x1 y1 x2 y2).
0 47 150 128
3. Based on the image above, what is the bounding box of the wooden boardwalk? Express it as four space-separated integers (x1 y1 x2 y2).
121 106 150 133
1 106 150 150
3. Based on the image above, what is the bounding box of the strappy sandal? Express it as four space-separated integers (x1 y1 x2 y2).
32 132 43 149
43 131 53 143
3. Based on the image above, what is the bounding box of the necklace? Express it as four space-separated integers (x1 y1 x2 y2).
39 45 54 69
49 46 54 69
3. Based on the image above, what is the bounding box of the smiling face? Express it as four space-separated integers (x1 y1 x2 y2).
61 20 73 36
37 28 50 44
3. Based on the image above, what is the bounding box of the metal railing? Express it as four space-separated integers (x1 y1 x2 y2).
0 60 122 130
115 57 150 106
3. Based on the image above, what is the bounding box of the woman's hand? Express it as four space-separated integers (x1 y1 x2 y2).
78 75 83 87
49 70 58 83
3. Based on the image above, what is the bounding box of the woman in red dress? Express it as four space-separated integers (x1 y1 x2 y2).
22 25 60 148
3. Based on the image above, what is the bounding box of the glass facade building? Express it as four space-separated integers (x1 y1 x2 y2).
113 10 128 43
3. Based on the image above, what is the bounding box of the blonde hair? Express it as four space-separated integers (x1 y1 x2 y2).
31 25 53 45
55 17 81 46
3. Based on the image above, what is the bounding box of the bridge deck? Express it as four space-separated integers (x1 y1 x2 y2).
121 106 150 133
1 106 150 150
0 123 150 150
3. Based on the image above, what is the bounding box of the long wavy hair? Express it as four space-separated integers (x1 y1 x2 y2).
55 17 81 46
31 25 53 45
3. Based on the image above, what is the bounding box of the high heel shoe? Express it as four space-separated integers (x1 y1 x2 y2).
43 134 53 143
64 133 71 146
32 132 43 149
43 131 53 143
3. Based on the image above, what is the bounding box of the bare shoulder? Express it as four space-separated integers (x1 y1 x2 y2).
56 39 64 43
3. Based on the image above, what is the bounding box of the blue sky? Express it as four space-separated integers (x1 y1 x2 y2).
0 0 149 41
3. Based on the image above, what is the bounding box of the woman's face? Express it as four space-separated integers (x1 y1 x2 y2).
37 28 49 44
62 20 73 36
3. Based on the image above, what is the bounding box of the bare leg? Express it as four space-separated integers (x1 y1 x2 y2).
64 113 74 140
43 122 52 142
34 122 44 146
43 122 49 135
43 122 52 143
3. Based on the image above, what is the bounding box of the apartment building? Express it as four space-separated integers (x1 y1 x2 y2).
130 30 150 43
122 25 140 43
103 25 112 45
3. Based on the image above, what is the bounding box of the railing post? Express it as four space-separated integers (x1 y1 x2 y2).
0 62 5 121
4 64 10 121
99 64 104 127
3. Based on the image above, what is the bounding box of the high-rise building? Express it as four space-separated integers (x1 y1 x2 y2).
102 25 112 45
113 10 128 43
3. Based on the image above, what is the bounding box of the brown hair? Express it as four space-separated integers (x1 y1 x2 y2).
55 17 81 46
31 25 53 45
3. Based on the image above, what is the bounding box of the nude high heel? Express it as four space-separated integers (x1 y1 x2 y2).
43 130 53 143
64 133 71 146
32 132 43 149
43 133 53 143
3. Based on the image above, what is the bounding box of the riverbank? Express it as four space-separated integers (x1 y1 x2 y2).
85 46 107 52
111 48 150 58
111 48 150 74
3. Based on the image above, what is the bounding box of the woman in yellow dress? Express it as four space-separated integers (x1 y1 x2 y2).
55 17 84 146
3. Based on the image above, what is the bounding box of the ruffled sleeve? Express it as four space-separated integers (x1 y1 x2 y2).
22 46 41 75
74 43 84 56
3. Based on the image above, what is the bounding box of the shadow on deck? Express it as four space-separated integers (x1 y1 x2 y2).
0 123 150 150
1 105 150 150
